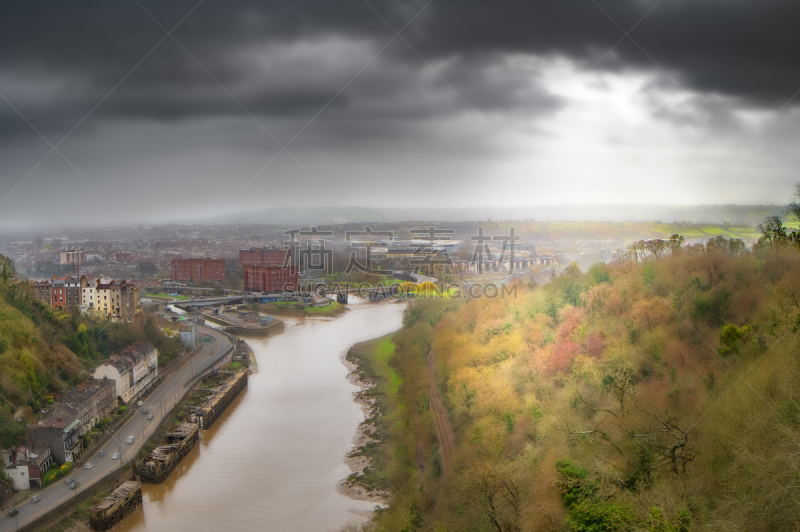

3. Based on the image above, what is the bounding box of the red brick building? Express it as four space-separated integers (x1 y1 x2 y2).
243 264 298 292
31 277 87 313
171 258 226 282
239 248 289 267
51 280 66 309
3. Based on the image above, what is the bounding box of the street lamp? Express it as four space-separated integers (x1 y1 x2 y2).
5 487 19 530
117 433 122 468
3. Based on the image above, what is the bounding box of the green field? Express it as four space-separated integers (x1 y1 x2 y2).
356 335 405 435
144 293 189 300
649 222 763 241
373 337 402 400
303 302 345 316
341 334 406 497
259 300 345 316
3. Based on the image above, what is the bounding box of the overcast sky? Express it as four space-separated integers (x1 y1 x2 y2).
1 0 800 231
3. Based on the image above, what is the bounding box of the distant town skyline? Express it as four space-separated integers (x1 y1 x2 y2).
2 1 800 231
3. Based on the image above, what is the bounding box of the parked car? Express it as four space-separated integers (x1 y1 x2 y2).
111 452 120 460
98 450 106 457
31 495 41 503
85 463 93 469
8 508 19 517
147 414 153 420
126 435 134 444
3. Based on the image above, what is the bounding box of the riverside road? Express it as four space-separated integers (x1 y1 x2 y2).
1 326 234 532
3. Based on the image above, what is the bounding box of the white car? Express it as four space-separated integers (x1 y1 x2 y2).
125 435 134 445
111 452 120 460
84 463 93 469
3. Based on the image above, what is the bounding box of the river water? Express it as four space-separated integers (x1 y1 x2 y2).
115 298 406 532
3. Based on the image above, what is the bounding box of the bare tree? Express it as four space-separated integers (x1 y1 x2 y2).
449 459 525 532
569 366 695 489
644 239 666 259
666 234 685 255
785 182 800 222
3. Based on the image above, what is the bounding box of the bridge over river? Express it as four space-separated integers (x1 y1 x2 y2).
319 284 401 303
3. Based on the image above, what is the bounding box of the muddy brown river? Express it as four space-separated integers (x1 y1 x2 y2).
115 298 406 532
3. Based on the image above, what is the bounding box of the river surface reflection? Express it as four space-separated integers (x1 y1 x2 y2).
116 298 406 532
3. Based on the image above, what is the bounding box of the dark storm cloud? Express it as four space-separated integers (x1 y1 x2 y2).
2 0 799 141
415 0 800 109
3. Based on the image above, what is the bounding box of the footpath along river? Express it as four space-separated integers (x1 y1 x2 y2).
114 298 407 532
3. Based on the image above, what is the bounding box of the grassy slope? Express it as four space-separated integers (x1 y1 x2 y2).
0 295 82 448
344 335 407 496
374 338 402 401
0 258 186 446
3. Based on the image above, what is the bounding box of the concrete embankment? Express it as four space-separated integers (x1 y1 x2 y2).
202 314 285 337
224 322 284 337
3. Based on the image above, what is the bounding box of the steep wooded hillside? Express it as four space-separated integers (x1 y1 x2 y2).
364 239 800 532
0 255 182 448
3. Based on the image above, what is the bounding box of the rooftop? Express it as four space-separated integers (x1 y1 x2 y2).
32 404 79 430
99 341 156 373
61 379 115 410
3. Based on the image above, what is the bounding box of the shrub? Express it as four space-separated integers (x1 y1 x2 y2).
718 323 753 357
557 459 636 531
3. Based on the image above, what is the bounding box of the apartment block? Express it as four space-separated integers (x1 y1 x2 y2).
93 279 142 324
59 250 85 265
243 263 298 292
239 248 289 267
29 276 141 322
171 258 226 282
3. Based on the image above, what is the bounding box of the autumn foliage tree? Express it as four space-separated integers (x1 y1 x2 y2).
359 226 800 532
